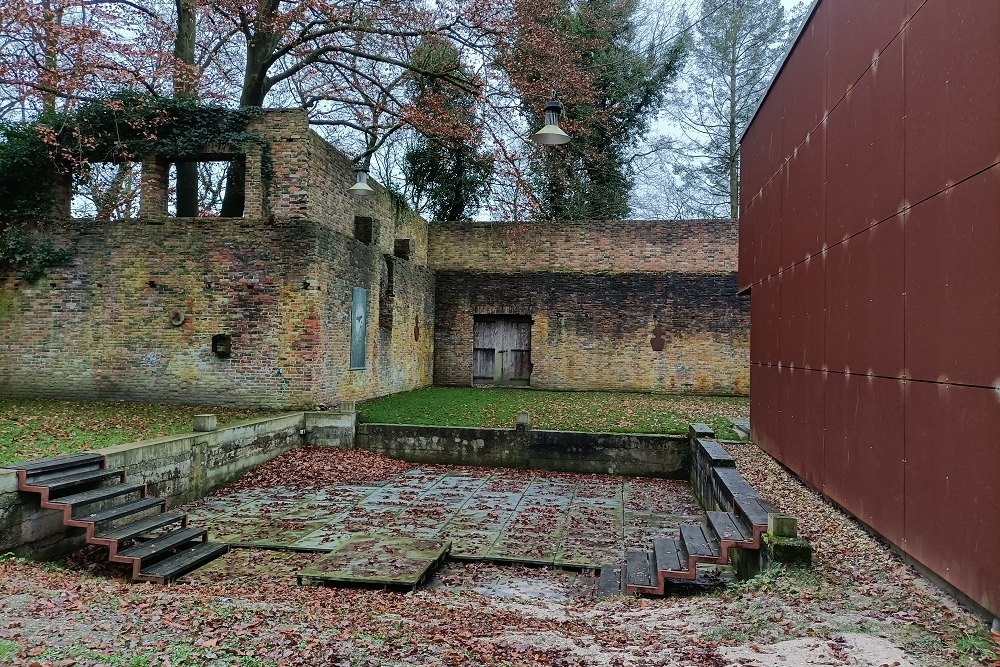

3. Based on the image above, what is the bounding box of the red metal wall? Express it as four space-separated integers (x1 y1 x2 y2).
739 0 1000 616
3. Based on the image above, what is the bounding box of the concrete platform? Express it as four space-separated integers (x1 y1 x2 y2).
183 467 704 586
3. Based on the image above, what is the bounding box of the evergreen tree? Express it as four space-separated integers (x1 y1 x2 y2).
669 0 805 219
523 0 684 220
401 38 494 222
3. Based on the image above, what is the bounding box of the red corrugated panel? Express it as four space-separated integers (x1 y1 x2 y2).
904 165 1000 387
750 364 780 459
781 123 826 268
779 1 828 158
742 91 785 209
738 198 760 291
750 274 781 366
905 381 1000 613
778 367 825 488
904 0 1000 205
778 254 825 370
825 215 905 377
826 37 905 244
755 171 783 281
826 0 906 104
823 373 904 545
740 120 767 213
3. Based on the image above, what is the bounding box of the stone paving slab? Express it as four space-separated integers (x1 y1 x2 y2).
184 469 703 579
296 536 451 587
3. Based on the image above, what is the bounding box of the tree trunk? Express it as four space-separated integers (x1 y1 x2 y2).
221 14 279 218
728 22 740 221
41 0 62 114
173 0 199 216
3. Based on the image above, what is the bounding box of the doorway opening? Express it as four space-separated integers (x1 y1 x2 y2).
472 315 532 387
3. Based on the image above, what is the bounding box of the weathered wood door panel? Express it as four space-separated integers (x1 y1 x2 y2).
473 316 532 386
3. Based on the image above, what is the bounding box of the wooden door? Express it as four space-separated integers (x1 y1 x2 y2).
473 316 531 386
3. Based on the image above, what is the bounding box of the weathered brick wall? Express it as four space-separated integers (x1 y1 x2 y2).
429 219 736 274
434 272 748 394
309 226 435 403
430 219 748 395
0 110 434 408
302 131 429 265
0 217 433 407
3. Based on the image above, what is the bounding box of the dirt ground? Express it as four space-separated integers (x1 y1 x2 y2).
1 445 996 667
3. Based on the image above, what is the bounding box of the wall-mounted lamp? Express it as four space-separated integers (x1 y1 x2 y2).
530 95 571 146
347 168 375 198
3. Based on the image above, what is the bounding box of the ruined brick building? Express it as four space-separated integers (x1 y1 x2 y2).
0 110 747 408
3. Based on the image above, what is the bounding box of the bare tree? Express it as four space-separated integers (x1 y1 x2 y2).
661 0 804 220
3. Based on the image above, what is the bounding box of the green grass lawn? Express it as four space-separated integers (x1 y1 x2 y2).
359 387 748 439
0 399 271 466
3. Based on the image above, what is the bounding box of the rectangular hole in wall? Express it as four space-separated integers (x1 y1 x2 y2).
354 217 375 245
379 255 394 330
167 158 241 217
394 239 412 260
71 162 141 220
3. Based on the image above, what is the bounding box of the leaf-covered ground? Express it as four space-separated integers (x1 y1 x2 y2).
0 399 272 467
359 388 749 439
2 447 997 667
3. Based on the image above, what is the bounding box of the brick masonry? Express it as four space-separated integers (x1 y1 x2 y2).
0 110 433 408
429 219 737 274
430 220 748 395
0 111 746 406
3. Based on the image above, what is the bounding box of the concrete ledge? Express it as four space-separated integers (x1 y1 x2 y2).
354 423 688 478
304 412 356 447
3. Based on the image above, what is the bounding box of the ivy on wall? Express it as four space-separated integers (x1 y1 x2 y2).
0 93 270 282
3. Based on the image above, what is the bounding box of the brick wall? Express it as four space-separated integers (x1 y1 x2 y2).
429 219 737 274
430 220 748 395
0 110 434 408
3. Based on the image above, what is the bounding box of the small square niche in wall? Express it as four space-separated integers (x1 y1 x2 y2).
211 334 232 359
394 238 411 260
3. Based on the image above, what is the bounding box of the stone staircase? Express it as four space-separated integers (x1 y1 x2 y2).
11 453 228 583
598 507 772 596
598 424 782 597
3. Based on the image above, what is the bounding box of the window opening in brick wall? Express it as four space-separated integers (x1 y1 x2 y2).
167 158 241 217
71 162 141 220
394 239 411 260
379 255 394 330
354 217 375 245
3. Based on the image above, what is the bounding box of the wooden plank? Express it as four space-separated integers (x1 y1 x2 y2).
97 512 185 543
597 564 625 597
79 497 164 523
652 538 683 572
707 511 750 543
38 468 124 491
736 497 772 528
625 550 653 588
509 350 532 381
139 542 229 583
10 452 104 474
119 527 206 560
56 482 144 508
472 348 495 379
679 524 719 558
695 438 735 467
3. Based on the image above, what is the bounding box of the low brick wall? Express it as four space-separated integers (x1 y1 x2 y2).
354 423 688 477
0 413 307 558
